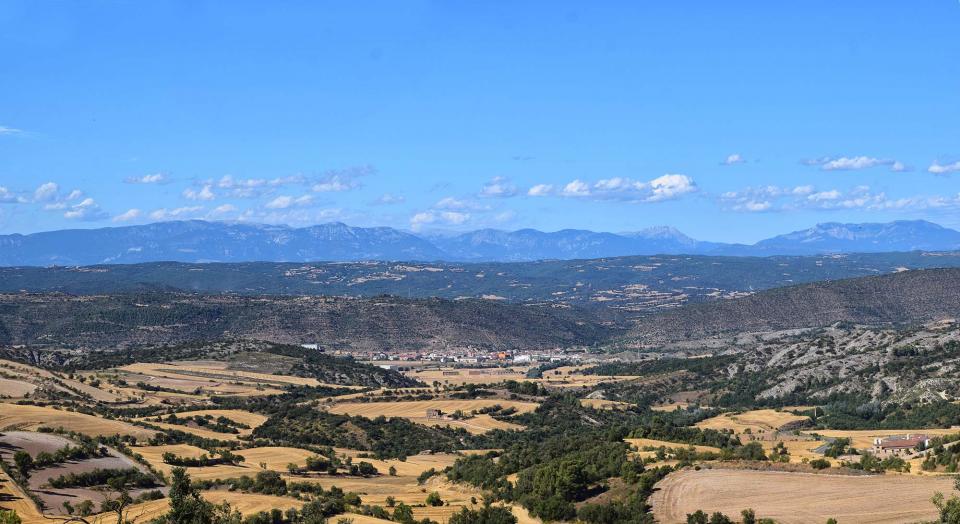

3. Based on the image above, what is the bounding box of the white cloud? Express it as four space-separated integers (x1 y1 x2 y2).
409 210 471 231
720 183 960 213
479 176 517 198
113 208 142 222
409 211 436 231
891 161 909 172
929 161 960 175
561 180 591 197
0 186 23 204
63 197 108 221
820 156 888 171
721 153 745 165
0 126 23 135
215 175 305 198
34 182 59 202
211 204 238 215
743 201 772 212
312 165 373 193
183 184 215 201
527 184 554 197
149 206 204 221
805 155 903 172
647 174 697 202
265 194 313 209
440 211 469 225
807 190 841 201
372 193 405 205
554 175 697 202
125 173 169 184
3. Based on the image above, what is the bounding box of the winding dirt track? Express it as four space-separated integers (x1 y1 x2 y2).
650 468 955 524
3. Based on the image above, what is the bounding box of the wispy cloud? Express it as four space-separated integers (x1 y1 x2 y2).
149 206 204 221
0 125 24 136
409 210 470 231
371 193 405 205
64 198 108 221
125 173 169 184
721 153 746 166
479 176 518 198
929 161 960 175
312 165 373 193
527 184 554 197
265 194 313 209
720 184 960 213
803 155 903 172
113 208 142 222
553 174 697 203
183 184 215 201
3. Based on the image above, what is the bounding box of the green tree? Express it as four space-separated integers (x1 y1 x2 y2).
393 503 415 524
0 510 21 524
13 451 33 479
426 492 444 507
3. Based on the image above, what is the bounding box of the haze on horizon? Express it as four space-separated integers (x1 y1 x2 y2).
1 2 959 243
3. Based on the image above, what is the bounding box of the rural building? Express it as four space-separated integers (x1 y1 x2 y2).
872 434 931 455
425 409 443 419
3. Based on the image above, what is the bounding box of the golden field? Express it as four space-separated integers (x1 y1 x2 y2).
326 399 537 434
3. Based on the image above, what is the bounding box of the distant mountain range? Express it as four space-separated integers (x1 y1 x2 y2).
1 219 959 266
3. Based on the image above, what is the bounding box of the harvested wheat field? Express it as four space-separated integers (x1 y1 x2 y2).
0 377 36 397
0 467 44 524
0 404 155 439
402 367 531 386
695 409 809 435
132 445 321 480
626 438 721 454
94 491 304 524
137 409 268 436
327 399 537 434
650 467 953 524
651 402 690 412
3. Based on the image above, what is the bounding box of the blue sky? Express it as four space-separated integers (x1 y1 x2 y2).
1 1 959 242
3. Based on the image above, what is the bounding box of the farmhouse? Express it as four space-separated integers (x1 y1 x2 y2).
425 409 443 419
872 434 931 455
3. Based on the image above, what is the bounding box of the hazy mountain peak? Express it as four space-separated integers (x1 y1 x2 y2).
0 219 959 266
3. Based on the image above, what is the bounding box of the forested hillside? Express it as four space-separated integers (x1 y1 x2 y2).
628 268 960 343
0 292 616 351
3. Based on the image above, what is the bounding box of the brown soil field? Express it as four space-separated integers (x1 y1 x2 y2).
695 409 809 435
650 467 954 524
0 404 155 440
0 431 155 516
327 399 536 434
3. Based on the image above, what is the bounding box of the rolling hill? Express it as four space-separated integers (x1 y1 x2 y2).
0 292 617 353
628 268 960 343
